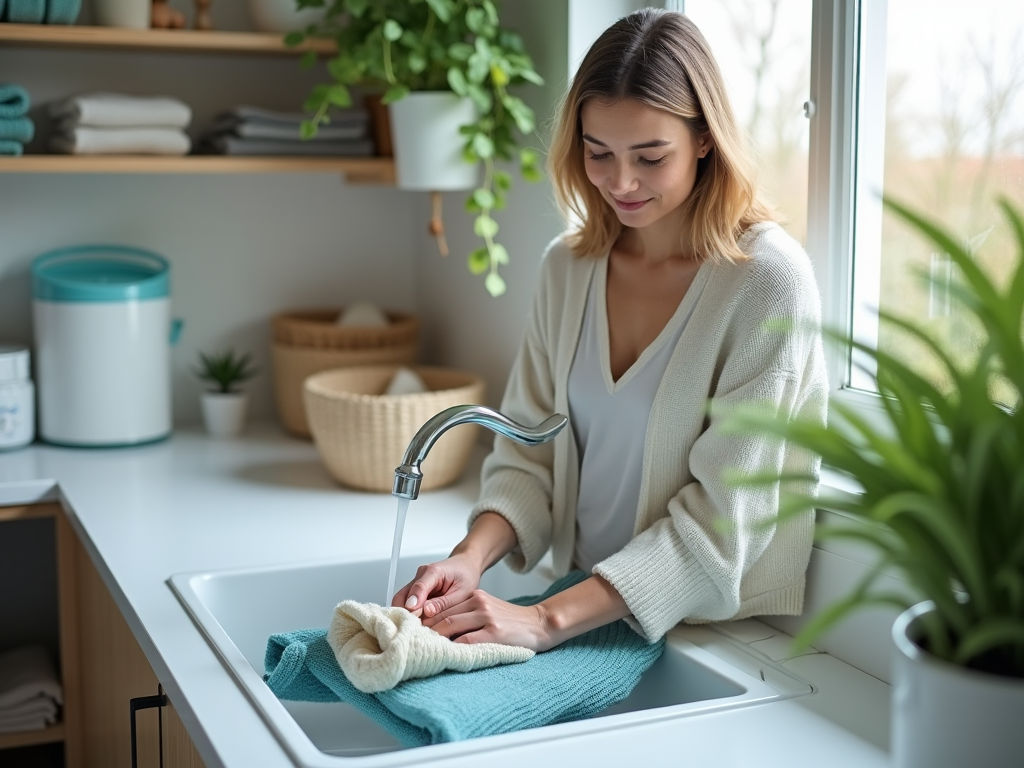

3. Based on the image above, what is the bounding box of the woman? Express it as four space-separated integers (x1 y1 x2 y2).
392 8 828 651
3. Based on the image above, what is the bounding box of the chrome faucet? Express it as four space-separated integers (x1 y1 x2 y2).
392 404 568 501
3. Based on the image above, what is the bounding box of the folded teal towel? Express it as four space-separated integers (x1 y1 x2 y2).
0 0 6 21
45 0 80 23
0 140 24 156
0 117 34 144
264 571 665 746
0 85 30 120
7 0 45 23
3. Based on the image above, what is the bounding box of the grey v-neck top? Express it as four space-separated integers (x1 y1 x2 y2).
568 257 702 573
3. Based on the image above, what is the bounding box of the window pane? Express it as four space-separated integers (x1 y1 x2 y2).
685 0 813 245
854 0 1024 400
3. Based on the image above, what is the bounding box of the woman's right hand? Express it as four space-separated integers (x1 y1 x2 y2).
390 552 483 619
390 511 519 619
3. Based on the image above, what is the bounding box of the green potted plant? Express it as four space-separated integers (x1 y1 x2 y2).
195 350 258 438
286 0 544 297
727 197 1024 768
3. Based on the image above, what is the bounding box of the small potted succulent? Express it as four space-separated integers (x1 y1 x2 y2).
286 0 544 297
727 197 1024 768
195 350 258 438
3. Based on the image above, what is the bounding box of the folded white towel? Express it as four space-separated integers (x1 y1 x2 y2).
49 127 191 156
0 646 63 709
327 601 534 694
49 93 192 128
0 695 58 733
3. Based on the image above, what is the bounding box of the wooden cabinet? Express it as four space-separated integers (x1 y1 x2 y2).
0 504 206 768
0 24 395 184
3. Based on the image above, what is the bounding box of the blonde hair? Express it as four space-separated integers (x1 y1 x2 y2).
547 8 774 262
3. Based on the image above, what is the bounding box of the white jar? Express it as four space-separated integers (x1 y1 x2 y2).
0 346 35 450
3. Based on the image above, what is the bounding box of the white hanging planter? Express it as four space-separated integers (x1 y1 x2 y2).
93 0 150 28
246 0 326 32
892 601 1024 768
201 392 249 438
388 92 479 191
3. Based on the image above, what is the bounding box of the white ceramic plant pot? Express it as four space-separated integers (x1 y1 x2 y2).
388 92 479 191
201 392 249 438
246 0 326 32
892 601 1024 768
93 0 150 28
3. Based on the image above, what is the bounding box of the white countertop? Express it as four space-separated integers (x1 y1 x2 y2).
0 424 890 768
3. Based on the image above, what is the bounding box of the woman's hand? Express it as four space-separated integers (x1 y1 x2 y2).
390 511 519 618
390 553 483 618
422 590 556 652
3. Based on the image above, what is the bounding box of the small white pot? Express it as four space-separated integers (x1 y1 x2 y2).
388 92 479 191
93 0 150 28
201 392 249 438
892 601 1024 768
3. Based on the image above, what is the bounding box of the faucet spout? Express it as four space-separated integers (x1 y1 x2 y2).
392 404 568 501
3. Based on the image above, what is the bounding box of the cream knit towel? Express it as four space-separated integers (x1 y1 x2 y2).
327 601 534 693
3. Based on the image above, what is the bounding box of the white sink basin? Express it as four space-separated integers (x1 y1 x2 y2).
169 555 813 767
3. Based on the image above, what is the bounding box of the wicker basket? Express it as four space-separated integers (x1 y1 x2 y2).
271 309 419 351
304 365 486 492
269 307 419 437
271 343 418 437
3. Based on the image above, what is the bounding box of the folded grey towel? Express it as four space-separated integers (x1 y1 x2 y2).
50 126 192 155
222 105 368 128
0 646 62 709
212 117 367 142
202 136 374 157
49 93 192 128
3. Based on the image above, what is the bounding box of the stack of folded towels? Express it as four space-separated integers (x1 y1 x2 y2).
0 645 63 734
48 93 193 156
0 0 80 23
200 105 374 156
0 83 34 157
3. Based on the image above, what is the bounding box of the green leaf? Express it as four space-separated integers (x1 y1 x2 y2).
448 42 474 61
343 0 369 17
299 120 318 140
503 94 535 134
519 146 540 167
474 215 499 239
425 0 452 23
381 84 410 104
472 132 494 159
467 84 492 114
467 248 489 275
284 31 305 47
490 242 509 265
472 188 495 209
489 62 510 87
517 68 544 86
382 19 403 41
447 67 469 96
408 51 426 74
485 272 507 297
494 169 513 191
326 84 352 107
521 165 543 183
465 7 486 34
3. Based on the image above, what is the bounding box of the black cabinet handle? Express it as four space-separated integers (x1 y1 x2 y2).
130 686 167 768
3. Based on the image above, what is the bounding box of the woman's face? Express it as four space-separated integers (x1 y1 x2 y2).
580 98 711 231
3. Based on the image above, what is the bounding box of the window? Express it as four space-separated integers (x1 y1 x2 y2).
850 0 1024 401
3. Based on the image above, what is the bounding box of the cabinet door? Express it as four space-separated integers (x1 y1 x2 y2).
72 529 205 768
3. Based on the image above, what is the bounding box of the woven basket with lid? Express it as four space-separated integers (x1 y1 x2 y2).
304 365 486 492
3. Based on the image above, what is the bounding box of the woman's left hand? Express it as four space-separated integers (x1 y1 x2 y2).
421 589 556 652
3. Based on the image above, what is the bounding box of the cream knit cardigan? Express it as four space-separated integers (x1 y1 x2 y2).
469 222 829 642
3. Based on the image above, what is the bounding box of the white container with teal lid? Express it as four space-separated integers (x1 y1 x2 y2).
0 345 34 450
32 245 179 447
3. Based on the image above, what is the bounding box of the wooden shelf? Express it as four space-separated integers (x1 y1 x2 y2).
0 155 396 183
0 722 65 750
0 504 57 523
0 23 335 54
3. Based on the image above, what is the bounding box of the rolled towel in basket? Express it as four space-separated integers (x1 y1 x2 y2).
264 571 665 746
49 93 192 128
50 126 192 156
0 84 31 119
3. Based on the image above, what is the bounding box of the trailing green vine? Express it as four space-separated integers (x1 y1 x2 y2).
287 0 544 296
